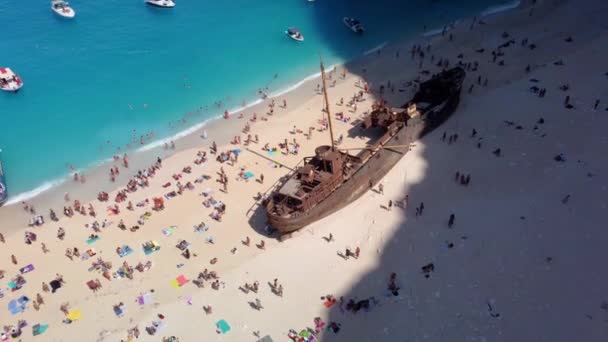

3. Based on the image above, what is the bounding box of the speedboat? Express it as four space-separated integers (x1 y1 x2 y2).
146 0 175 8
286 27 304 42
0 68 23 92
343 17 364 33
0 150 7 205
51 0 76 19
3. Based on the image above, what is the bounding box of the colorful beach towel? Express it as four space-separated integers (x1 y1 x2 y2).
162 226 177 237
118 245 134 258
267 150 277 157
143 241 161 255
67 309 82 321
137 293 153 306
113 304 126 317
170 275 188 289
244 171 254 179
86 236 100 245
32 324 49 336
20 264 35 274
216 319 231 334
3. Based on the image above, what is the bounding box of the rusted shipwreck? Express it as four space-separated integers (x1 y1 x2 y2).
265 65 465 234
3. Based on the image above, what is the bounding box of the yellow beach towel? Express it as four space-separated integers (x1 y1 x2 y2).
67 309 82 321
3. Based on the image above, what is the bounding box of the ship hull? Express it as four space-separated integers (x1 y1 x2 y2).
267 79 462 234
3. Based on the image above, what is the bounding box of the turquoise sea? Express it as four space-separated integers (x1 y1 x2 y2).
0 0 514 203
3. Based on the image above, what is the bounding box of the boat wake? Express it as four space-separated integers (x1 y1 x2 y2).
481 0 521 17
363 41 388 56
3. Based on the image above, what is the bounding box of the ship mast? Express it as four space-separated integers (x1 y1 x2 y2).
320 59 336 151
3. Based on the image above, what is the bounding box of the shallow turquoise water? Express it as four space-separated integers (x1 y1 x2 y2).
0 0 508 200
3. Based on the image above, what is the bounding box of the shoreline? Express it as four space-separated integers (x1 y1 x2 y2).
0 0 525 211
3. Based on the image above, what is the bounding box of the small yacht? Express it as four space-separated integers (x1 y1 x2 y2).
286 27 304 42
51 0 76 19
0 68 23 92
0 150 7 205
146 0 176 8
343 17 364 33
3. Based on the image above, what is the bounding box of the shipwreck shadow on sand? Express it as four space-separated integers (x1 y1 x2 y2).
255 0 608 341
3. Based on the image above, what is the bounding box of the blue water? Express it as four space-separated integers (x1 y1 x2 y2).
0 0 510 201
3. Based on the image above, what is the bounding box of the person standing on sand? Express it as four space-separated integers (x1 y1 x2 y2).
260 174 264 184
0 233 4 243
355 247 360 259
388 200 393 211
378 183 384 195
11 254 17 265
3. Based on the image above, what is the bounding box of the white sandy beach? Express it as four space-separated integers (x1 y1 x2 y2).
1 0 608 341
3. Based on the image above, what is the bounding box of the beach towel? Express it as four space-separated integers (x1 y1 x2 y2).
267 150 277 157
137 293 152 305
216 319 231 334
86 236 100 245
176 275 188 286
8 281 20 291
32 324 49 336
20 264 35 274
170 275 188 289
244 171 254 179
162 226 177 237
113 304 126 317
8 299 24 315
202 188 215 196
143 241 160 255
67 309 82 321
231 149 242 155
118 245 134 257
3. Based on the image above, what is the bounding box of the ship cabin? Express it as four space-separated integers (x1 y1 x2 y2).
273 145 345 214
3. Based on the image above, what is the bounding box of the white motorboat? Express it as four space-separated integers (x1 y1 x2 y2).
51 0 76 19
343 17 364 33
0 68 23 92
146 0 175 8
286 27 304 42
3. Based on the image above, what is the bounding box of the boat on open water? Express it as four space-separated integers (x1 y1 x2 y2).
285 27 304 42
146 0 175 8
51 0 76 18
265 64 465 234
343 17 364 33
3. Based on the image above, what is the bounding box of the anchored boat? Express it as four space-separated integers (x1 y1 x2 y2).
343 17 364 33
51 0 76 19
286 27 304 42
265 64 465 234
146 0 175 8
